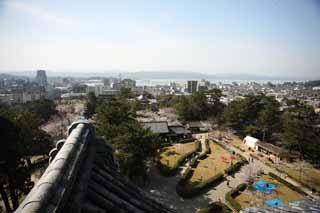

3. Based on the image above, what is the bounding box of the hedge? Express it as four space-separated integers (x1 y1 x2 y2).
199 202 232 213
224 162 242 175
190 158 200 168
176 172 225 198
268 172 307 196
225 183 247 212
234 145 245 152
159 142 172 148
179 138 194 144
198 153 208 160
224 156 248 175
181 166 194 180
157 141 200 176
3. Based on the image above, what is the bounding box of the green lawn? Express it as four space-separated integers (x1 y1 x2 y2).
159 141 198 169
190 142 236 182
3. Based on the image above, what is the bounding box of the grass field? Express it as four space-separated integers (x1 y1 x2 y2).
278 162 320 192
189 142 236 183
235 175 304 209
159 141 198 169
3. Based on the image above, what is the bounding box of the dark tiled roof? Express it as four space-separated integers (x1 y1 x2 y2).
16 120 172 213
241 200 320 213
256 141 285 156
169 126 191 135
187 121 202 128
142 121 169 134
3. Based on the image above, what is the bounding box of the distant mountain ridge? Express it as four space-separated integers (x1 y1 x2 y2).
0 70 317 81
0 73 29 80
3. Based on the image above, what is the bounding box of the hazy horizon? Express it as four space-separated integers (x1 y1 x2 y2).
1 0 320 78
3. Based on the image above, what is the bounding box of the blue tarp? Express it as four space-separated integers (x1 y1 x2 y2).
254 180 276 193
266 199 283 207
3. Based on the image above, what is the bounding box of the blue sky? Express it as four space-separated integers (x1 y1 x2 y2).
0 0 320 77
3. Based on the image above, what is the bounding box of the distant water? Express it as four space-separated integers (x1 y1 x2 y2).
136 79 301 87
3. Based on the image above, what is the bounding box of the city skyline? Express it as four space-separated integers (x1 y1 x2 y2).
0 0 320 78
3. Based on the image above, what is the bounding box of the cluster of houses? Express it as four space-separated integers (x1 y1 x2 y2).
139 110 214 142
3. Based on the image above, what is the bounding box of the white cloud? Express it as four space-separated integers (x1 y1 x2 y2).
8 1 76 26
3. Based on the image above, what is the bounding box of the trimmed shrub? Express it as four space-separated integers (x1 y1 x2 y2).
225 183 247 212
199 202 232 213
198 153 208 160
268 172 307 196
181 167 194 180
190 158 199 168
176 172 225 198
195 141 201 151
159 142 172 148
224 150 248 175
225 161 243 175
179 138 194 144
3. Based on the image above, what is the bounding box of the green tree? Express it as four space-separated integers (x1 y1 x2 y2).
282 101 320 162
175 89 224 122
223 95 280 140
258 96 281 141
120 87 134 99
0 117 34 212
158 94 179 108
96 98 160 183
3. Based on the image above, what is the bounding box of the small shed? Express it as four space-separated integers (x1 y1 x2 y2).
243 136 260 150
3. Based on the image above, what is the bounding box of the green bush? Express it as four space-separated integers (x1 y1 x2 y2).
176 172 225 198
224 153 248 175
225 162 242 175
268 172 307 195
225 183 247 212
199 202 232 213
198 153 208 160
195 141 201 151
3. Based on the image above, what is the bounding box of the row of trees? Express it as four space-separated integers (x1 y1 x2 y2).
223 95 320 163
0 100 56 212
223 94 280 140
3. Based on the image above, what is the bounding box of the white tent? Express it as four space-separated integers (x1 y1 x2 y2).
243 136 259 150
